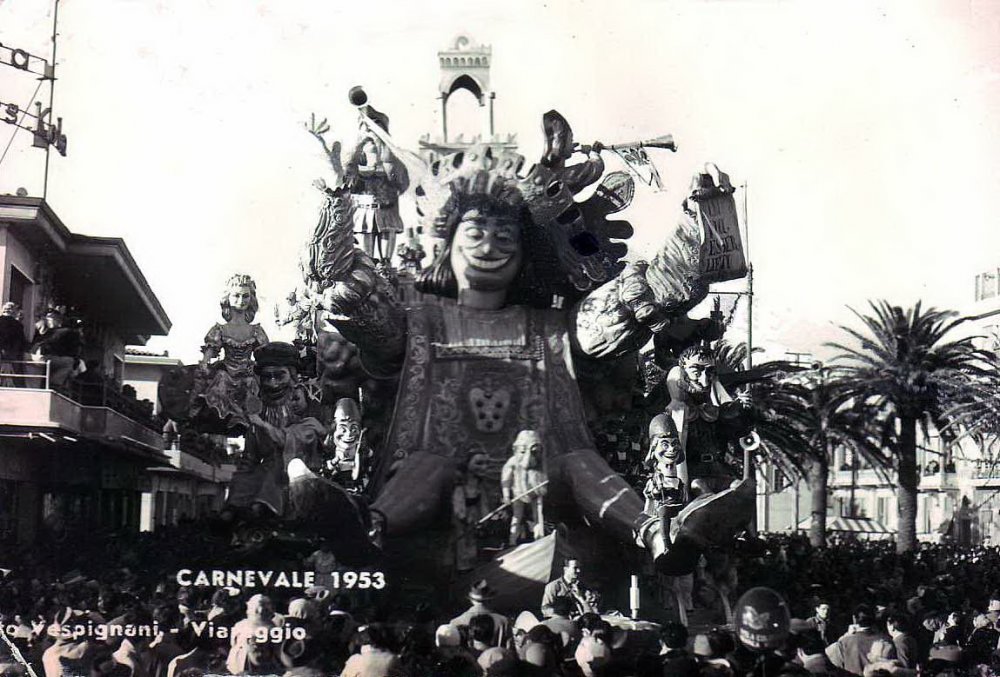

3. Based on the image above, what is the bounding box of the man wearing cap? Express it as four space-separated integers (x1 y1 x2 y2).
987 598 1000 630
226 342 326 517
449 580 511 648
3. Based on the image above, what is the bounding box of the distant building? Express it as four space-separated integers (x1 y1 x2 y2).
418 35 518 164
122 347 234 531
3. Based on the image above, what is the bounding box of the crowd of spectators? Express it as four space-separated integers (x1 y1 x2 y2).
3 530 1000 676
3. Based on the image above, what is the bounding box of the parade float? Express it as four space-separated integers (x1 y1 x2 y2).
159 35 758 619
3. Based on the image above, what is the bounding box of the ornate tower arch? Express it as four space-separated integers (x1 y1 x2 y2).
419 35 517 163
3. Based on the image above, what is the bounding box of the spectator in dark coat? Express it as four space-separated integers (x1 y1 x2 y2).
885 613 919 669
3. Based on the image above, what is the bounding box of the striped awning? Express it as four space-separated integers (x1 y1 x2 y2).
795 515 892 534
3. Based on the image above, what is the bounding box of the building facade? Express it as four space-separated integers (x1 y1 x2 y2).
0 196 172 543
123 347 234 532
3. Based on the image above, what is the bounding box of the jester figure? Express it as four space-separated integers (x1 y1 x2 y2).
301 111 743 572
644 414 686 528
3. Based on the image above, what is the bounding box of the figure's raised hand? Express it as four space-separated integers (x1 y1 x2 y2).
305 113 330 139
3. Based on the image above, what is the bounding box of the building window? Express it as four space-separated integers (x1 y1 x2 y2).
876 496 889 524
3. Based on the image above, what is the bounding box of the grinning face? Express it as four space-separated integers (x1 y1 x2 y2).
651 434 680 465
229 285 253 312
450 208 523 295
333 416 361 450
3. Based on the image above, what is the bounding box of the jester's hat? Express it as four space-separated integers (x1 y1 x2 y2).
414 143 635 295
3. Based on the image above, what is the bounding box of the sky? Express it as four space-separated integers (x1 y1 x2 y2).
1 0 999 364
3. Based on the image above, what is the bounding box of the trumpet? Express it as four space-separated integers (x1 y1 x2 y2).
576 134 677 155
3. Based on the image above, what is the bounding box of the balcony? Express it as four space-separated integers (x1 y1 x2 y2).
154 449 234 484
0 360 165 455
972 460 1000 484
830 467 891 488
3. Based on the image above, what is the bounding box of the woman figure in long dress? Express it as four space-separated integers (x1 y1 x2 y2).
198 274 269 429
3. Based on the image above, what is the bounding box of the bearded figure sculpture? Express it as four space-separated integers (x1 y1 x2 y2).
662 343 757 561
294 107 746 573
226 342 326 518
501 430 549 545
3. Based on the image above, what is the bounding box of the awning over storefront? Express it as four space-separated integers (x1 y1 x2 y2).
795 515 892 535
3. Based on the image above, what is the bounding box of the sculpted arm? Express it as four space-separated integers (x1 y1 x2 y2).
570 197 711 360
305 188 408 376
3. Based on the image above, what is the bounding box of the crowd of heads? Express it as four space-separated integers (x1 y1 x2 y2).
4 530 1000 675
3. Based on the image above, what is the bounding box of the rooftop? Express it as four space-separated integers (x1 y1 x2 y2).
0 196 171 343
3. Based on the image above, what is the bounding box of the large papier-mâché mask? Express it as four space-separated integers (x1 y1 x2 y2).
450 208 523 294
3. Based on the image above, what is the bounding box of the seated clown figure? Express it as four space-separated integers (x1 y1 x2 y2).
321 397 369 489
305 125 739 571
643 414 686 523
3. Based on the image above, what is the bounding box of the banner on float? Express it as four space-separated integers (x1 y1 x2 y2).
695 188 747 284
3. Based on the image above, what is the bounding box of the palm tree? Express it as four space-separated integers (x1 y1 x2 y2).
713 344 887 547
752 366 888 547
827 301 994 553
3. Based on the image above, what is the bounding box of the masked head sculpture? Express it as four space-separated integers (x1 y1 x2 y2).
297 107 744 574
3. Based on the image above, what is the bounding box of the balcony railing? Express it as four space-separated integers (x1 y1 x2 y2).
973 461 1000 480
0 359 162 434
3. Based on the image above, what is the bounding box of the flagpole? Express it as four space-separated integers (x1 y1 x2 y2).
743 181 752 370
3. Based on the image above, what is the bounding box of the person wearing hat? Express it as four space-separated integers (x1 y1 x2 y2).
31 306 82 388
226 594 278 676
342 103 409 264
986 598 1000 628
226 342 326 518
449 580 511 648
540 596 581 658
433 622 478 672
966 612 1000 667
643 414 686 530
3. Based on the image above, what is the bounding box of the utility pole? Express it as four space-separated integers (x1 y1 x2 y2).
42 0 60 200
